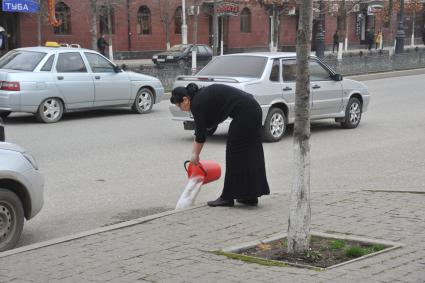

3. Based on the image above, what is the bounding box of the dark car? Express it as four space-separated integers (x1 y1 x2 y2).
152 44 213 66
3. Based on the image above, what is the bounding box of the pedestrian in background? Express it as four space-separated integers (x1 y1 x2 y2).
0 25 6 51
97 34 109 56
333 30 339 53
375 30 383 49
422 27 425 45
367 29 374 50
170 83 270 207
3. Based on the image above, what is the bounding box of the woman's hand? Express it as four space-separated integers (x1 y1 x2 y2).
191 140 204 166
190 153 200 165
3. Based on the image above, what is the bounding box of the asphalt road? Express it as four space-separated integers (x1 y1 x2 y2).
4 71 425 248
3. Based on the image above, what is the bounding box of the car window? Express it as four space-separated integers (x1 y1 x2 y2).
309 60 331 81
40 54 55 72
169 44 189 52
203 45 213 55
56 52 87 73
269 59 280 82
198 56 267 78
282 59 297 82
0 50 46 71
196 46 205 55
84 52 115 73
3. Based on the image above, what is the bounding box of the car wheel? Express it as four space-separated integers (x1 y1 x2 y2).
0 190 24 252
35 98 64 123
262 108 287 142
132 88 154 114
0 111 11 119
206 126 218 137
341 97 362 129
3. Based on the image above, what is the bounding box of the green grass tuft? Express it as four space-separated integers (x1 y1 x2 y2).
345 246 367 258
329 239 346 250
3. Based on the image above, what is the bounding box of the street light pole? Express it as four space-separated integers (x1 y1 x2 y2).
315 0 325 58
395 0 405 53
182 0 188 44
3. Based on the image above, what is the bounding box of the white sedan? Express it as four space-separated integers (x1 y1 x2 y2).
0 44 165 123
0 141 44 251
169 52 370 142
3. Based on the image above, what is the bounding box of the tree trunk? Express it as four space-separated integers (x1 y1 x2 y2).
287 0 312 254
273 7 280 51
165 16 170 50
107 1 113 60
37 0 42 46
89 0 98 51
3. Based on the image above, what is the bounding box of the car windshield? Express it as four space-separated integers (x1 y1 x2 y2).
0 50 47 71
169 45 189 52
197 56 267 78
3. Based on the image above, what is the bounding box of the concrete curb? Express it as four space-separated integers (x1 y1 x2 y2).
347 67 425 81
0 203 206 259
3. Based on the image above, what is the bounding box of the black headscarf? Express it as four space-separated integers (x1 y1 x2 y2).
170 83 199 104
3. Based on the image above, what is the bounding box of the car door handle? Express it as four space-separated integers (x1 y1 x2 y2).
283 87 292 91
95 76 101 80
57 76 64 80
312 85 321 89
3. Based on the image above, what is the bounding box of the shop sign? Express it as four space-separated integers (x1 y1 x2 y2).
216 0 240 16
2 0 39 13
367 4 383 15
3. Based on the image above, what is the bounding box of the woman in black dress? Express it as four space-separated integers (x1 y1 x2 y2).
170 83 269 207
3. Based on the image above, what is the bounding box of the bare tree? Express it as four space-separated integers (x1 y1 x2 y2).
158 0 174 50
89 0 98 51
326 0 362 51
287 0 312 254
257 0 286 51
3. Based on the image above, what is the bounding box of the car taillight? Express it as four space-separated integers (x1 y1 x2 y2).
0 81 21 91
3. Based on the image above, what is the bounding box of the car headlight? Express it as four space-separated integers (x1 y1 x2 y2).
153 55 158 59
22 152 39 170
166 55 174 59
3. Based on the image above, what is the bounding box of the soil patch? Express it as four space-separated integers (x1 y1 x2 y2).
230 235 392 269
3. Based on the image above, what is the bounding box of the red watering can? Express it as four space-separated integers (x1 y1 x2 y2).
184 160 221 185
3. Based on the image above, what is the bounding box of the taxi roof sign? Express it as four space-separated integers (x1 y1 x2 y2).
45 41 60 47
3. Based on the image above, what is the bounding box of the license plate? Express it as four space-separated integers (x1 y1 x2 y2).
157 59 165 62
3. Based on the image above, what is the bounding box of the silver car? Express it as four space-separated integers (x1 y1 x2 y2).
169 52 370 142
0 141 44 251
0 45 165 123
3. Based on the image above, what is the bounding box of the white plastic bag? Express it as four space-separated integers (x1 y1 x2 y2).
175 176 204 209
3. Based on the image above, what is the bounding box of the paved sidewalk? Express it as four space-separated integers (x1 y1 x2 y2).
1 190 425 282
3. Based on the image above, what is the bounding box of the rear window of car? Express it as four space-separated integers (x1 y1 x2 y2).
197 56 267 78
0 50 47 71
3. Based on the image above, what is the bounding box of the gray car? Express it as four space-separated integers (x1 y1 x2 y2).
0 141 44 251
0 45 165 123
169 52 370 142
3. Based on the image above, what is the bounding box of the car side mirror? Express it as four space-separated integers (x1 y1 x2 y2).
113 65 122 73
333 73 343 81
120 64 127 71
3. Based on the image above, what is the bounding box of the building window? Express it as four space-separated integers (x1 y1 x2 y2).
99 5 115 35
175 7 182 34
240 8 251 33
54 2 71 35
137 6 151 35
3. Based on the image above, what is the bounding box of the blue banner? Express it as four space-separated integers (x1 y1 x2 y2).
2 0 39 13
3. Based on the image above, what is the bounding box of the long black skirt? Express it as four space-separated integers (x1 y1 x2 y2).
221 99 270 199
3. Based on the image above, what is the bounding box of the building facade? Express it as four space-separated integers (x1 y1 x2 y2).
1 0 424 58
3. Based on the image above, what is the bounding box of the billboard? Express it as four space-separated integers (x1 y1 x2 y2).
2 0 40 13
